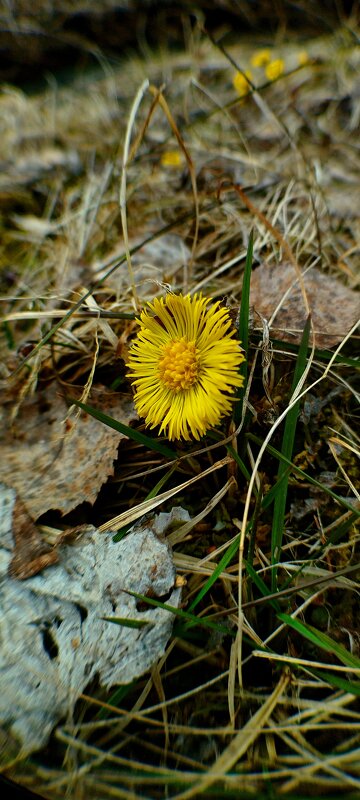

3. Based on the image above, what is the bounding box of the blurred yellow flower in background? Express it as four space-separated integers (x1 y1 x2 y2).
251 49 271 68
127 293 245 441
298 50 310 66
232 70 253 97
265 58 285 81
161 150 182 168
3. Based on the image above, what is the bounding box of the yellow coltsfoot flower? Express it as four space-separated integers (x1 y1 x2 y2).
265 58 285 81
160 150 182 168
127 293 245 441
298 50 310 66
251 49 271 68
232 69 253 97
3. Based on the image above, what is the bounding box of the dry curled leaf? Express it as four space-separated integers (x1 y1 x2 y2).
249 262 359 346
0 382 137 519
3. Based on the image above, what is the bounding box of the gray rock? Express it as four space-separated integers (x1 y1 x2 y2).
0 485 187 755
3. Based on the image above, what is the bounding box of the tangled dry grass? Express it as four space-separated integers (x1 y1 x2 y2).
1 4 359 798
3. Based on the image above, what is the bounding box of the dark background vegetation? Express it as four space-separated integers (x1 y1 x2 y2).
0 0 357 86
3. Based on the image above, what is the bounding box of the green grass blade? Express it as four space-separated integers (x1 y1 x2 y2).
306 667 360 697
247 433 360 518
125 589 236 638
95 680 138 720
70 398 176 458
271 316 311 590
327 510 359 545
188 533 241 614
102 616 153 629
225 443 251 482
245 561 281 612
246 475 265 566
145 464 177 500
278 613 360 669
234 230 253 425
261 467 291 510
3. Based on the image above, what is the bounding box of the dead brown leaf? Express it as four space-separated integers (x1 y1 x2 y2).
0 382 137 519
8 498 58 580
249 262 359 346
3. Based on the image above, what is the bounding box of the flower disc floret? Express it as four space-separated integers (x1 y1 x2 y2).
158 338 199 392
127 293 245 441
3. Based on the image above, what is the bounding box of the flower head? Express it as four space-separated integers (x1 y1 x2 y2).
232 70 253 97
265 58 285 81
298 50 309 66
161 150 182 168
127 293 245 441
251 49 271 68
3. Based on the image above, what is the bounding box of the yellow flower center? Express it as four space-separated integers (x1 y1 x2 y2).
158 337 199 392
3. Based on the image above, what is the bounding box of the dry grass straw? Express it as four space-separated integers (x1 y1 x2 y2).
1 12 360 800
